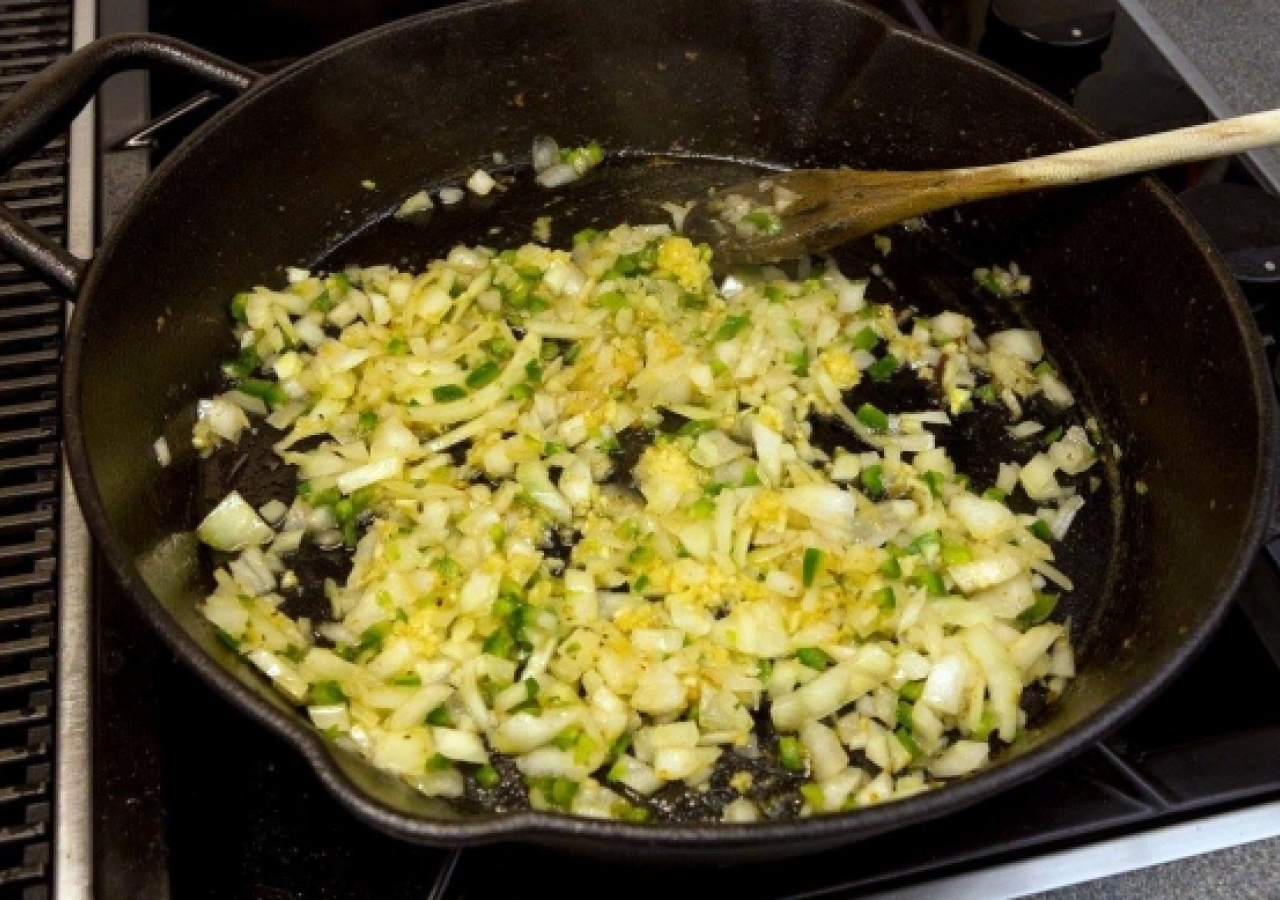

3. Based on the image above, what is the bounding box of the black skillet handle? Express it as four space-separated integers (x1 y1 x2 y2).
0 34 260 294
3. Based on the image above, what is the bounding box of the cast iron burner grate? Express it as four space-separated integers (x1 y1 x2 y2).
0 1 71 897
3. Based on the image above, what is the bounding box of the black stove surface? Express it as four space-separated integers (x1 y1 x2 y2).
91 1 1280 898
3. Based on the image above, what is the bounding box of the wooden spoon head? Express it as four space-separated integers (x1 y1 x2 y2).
685 168 951 265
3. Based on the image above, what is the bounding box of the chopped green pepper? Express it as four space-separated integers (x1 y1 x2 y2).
466 360 501 390
482 627 516 660
916 569 947 597
895 726 922 758
742 209 783 235
906 530 941 556
611 801 652 823
677 418 715 438
433 384 466 403
689 496 716 519
221 347 259 380
799 783 825 811
856 402 890 433
328 272 353 296
797 647 832 671
802 547 824 589
236 377 288 408
554 727 583 751
786 348 810 376
310 681 347 705
357 621 392 655
923 470 943 498
713 314 752 342
308 289 332 313
880 552 902 579
1017 592 1059 628
475 764 501 789
434 555 462 578
230 292 250 323
862 464 885 497
595 290 629 311
778 735 805 772
867 353 899 382
875 586 897 610
549 777 579 809
852 326 880 351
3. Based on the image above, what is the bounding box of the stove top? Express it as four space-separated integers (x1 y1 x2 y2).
66 1 1280 898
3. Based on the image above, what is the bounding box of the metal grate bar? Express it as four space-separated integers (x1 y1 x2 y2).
0 425 56 448
0 348 57 368
0 398 56 418
0 372 57 393
0 781 45 804
0 861 45 886
0 300 61 319
0 508 52 534
0 822 46 845
0 179 62 197
0 449 55 470
0 743 46 766
0 671 49 694
0 324 57 344
0 479 58 502
0 570 54 593
0 704 46 727
0 635 49 658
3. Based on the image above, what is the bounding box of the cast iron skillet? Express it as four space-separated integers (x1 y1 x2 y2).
0 0 1275 863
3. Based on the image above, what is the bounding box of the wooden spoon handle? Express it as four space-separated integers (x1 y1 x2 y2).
956 108 1280 194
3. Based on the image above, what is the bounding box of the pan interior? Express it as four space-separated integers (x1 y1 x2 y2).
179 152 1116 821
322 150 1120 664
69 0 1269 854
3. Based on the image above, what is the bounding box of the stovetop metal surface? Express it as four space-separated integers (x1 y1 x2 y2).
55 0 1280 897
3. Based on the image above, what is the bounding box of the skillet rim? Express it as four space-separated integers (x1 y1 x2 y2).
60 0 1280 851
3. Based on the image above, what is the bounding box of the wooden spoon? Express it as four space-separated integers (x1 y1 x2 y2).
683 109 1280 265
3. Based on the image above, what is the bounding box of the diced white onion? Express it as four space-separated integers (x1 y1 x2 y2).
467 169 496 196
536 163 580 188
197 491 274 551
531 135 560 172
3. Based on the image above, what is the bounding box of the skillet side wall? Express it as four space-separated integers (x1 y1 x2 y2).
67 0 1270 856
